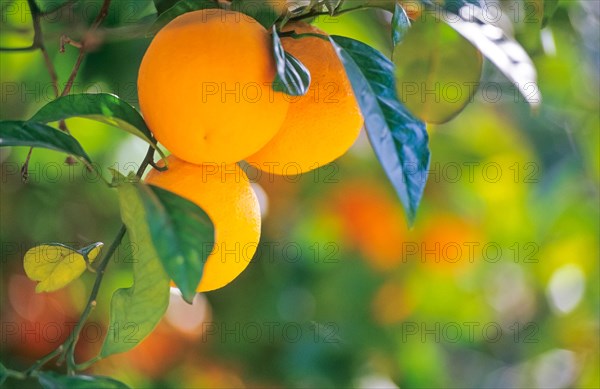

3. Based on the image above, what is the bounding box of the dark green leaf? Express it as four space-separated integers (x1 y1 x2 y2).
152 0 180 14
35 0 74 14
141 185 215 304
100 173 170 357
147 0 219 36
338 0 396 13
272 28 311 96
393 13 482 123
38 371 129 389
330 35 430 225
436 4 541 107
29 93 162 156
0 362 7 386
391 3 411 46
542 0 560 27
231 0 281 30
0 120 91 163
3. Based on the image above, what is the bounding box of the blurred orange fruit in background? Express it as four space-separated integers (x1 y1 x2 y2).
333 183 407 270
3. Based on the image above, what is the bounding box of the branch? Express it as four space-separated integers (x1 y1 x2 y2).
20 0 66 181
65 224 126 374
61 0 112 96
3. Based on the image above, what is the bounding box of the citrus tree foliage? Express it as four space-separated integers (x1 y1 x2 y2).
0 0 546 386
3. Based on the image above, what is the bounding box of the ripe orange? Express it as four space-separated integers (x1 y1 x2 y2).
246 22 363 175
145 156 261 292
138 9 289 165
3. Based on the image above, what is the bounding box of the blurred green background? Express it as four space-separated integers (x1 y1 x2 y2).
1 0 599 388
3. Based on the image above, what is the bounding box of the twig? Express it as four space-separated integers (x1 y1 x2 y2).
61 0 112 97
64 224 126 375
23 346 64 376
17 0 70 180
60 35 83 52
20 147 34 183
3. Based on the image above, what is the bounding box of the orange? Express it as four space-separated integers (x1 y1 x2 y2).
246 22 363 175
334 183 407 270
145 156 261 292
419 215 481 273
138 9 289 165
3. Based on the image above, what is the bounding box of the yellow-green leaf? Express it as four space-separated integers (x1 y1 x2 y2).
23 243 103 293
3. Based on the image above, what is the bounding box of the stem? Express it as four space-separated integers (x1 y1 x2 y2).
27 0 62 100
23 346 64 376
3 368 27 380
20 147 34 183
40 45 60 98
19 0 70 178
73 356 101 372
64 224 126 374
137 144 158 177
61 0 112 97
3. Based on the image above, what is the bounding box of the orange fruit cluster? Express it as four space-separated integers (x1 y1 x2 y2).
138 9 363 291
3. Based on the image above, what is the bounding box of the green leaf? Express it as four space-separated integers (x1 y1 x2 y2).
147 0 220 37
152 0 180 14
231 0 281 30
38 371 129 389
0 363 7 386
330 35 430 226
391 3 411 46
272 28 311 96
0 120 91 163
141 185 215 304
393 13 482 124
35 0 73 14
23 243 103 293
29 93 163 157
100 175 170 357
542 0 560 27
436 4 541 107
